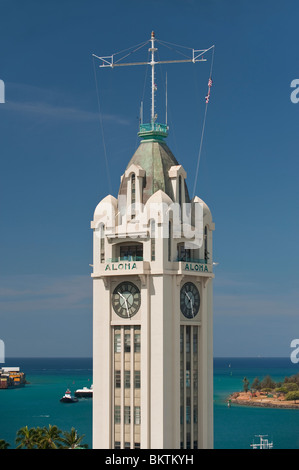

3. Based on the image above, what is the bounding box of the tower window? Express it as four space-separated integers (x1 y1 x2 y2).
193 406 198 424
179 175 182 207
100 223 105 263
131 173 136 219
204 226 208 263
134 370 140 389
115 370 121 388
180 325 199 449
124 406 131 425
114 406 121 424
193 330 198 353
150 219 155 261
124 370 130 388
177 242 191 262
114 334 121 353
134 406 141 425
124 331 131 352
168 221 172 261
193 371 198 390
134 328 141 353
119 244 143 261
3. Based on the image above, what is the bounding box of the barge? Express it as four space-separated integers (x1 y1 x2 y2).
0 367 26 389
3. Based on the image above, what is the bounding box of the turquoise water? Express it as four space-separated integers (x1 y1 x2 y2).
214 357 299 449
1 357 299 449
0 358 93 449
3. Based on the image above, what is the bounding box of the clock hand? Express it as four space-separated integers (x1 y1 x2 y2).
127 293 134 308
118 292 130 317
185 292 194 317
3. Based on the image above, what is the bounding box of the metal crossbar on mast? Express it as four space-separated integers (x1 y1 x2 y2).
93 31 214 128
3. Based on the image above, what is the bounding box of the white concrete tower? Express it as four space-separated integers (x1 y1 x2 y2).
92 32 215 450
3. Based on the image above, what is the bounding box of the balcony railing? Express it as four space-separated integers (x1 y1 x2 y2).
106 256 144 263
138 122 168 139
175 257 209 264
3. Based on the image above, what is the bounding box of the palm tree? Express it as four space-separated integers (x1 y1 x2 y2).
15 426 38 449
0 439 10 449
38 425 62 449
60 427 88 449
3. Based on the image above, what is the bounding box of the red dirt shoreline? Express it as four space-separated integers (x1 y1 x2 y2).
228 391 299 409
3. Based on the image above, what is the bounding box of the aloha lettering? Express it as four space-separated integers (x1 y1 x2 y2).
184 263 209 273
105 263 137 271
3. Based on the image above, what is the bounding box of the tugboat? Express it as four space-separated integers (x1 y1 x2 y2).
75 384 93 398
60 389 78 403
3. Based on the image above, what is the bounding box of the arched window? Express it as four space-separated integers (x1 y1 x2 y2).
204 226 208 263
177 242 191 262
131 173 136 219
178 175 182 207
100 223 105 263
168 221 172 262
150 219 155 261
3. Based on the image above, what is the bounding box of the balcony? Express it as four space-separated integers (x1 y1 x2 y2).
138 122 168 140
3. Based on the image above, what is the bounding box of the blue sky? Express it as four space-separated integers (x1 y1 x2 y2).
0 0 298 358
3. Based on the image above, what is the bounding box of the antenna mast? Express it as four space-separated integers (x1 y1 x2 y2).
166 72 168 126
93 32 214 140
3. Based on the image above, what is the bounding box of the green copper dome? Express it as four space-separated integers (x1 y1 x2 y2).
118 139 190 205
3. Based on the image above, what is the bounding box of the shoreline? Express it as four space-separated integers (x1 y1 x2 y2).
228 392 299 410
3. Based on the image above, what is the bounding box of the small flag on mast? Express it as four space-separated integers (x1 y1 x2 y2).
205 77 213 103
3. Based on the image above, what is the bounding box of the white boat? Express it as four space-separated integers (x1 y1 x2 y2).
250 435 273 449
75 384 93 398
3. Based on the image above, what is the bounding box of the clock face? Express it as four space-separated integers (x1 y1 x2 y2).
180 282 200 319
112 281 141 318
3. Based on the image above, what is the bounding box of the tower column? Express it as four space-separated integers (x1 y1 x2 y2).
140 274 151 448
92 277 112 449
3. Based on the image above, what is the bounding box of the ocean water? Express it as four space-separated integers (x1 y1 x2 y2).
214 357 299 449
0 357 93 449
0 357 299 449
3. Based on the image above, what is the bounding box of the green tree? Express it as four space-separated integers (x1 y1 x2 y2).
284 373 299 386
260 375 276 390
285 391 299 403
15 426 38 449
0 439 10 449
286 382 298 391
243 377 250 393
251 377 261 391
60 427 88 449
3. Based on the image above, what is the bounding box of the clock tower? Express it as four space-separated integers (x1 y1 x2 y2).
91 32 215 450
